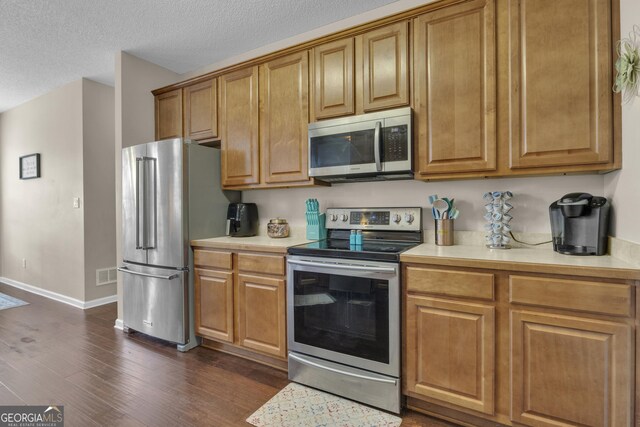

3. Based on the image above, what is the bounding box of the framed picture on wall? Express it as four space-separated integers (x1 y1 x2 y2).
19 153 41 179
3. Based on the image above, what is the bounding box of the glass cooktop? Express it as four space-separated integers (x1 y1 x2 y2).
288 238 420 262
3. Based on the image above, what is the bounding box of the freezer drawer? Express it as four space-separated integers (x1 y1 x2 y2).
121 263 188 344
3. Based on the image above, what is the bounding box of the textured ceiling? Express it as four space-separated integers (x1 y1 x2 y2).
0 0 398 112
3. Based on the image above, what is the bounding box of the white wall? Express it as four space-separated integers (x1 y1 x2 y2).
0 79 118 302
244 175 604 234
82 79 117 301
114 52 180 319
0 80 86 300
604 0 640 245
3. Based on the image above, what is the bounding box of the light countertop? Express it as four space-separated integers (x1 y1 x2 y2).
401 243 640 281
191 234 313 254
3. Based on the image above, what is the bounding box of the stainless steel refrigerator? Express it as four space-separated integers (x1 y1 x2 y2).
119 138 239 351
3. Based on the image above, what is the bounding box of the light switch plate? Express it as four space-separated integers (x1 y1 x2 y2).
73 197 80 208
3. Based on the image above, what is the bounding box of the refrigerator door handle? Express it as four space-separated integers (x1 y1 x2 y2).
143 157 157 250
118 266 180 280
135 157 145 249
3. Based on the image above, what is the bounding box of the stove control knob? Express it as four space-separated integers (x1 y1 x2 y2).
392 214 402 223
404 213 415 224
329 214 338 222
340 214 349 222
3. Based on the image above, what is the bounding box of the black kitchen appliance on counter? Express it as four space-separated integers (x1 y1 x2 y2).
226 203 258 237
549 193 610 256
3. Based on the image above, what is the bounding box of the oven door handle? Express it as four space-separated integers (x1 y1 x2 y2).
289 353 397 385
288 259 396 274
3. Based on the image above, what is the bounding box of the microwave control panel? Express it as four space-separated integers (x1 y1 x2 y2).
325 207 421 231
383 125 409 162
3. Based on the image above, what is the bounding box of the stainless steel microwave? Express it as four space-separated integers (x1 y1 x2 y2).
308 107 412 182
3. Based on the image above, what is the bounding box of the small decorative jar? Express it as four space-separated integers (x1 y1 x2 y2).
267 218 290 238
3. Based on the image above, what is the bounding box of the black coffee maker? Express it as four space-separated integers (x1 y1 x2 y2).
226 203 259 237
549 193 610 256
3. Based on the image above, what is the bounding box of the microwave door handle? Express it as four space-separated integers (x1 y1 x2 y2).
374 121 382 172
135 157 145 249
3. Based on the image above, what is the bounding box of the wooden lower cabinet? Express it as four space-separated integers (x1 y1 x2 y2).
193 248 288 365
237 274 286 358
405 295 495 415
194 268 234 342
511 310 633 427
404 264 636 426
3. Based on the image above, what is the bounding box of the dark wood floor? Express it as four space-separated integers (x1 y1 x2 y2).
0 283 456 426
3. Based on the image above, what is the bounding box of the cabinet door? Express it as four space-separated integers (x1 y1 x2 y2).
406 295 495 414
237 274 286 358
155 89 183 140
414 0 496 175
508 0 612 169
511 310 632 426
362 21 409 112
194 268 234 342
220 66 260 186
183 78 218 141
313 38 355 120
260 52 310 184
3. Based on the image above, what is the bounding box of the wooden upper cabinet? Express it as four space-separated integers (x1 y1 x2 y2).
508 0 612 169
361 21 409 112
313 38 355 119
405 295 495 415
155 89 183 140
183 78 218 142
414 0 497 175
260 52 310 184
219 66 260 186
511 310 632 426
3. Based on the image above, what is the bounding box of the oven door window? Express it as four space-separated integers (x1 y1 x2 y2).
292 270 389 364
310 129 376 169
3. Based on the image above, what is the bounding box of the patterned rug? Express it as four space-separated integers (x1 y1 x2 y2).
247 383 402 427
0 292 28 311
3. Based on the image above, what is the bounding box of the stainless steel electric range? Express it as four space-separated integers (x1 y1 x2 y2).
286 207 422 414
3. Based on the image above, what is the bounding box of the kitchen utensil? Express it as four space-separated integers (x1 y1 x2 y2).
432 199 449 220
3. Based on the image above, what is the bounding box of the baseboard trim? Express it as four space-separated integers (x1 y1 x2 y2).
84 294 118 309
0 277 117 310
114 318 124 330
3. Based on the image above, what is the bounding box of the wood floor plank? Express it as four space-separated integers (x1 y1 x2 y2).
0 282 454 426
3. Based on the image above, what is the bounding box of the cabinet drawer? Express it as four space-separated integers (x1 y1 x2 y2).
405 267 494 300
509 275 632 317
238 253 285 276
193 249 232 270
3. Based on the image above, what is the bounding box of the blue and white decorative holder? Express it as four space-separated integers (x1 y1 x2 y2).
483 191 513 249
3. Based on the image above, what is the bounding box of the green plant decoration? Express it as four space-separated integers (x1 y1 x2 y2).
614 25 640 104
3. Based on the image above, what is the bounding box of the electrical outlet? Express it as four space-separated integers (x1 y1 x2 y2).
22 258 26 269
73 197 80 209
